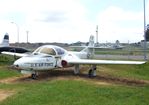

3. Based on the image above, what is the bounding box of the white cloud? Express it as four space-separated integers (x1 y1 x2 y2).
0 0 148 43
22 0 95 43
0 0 96 43
97 6 144 43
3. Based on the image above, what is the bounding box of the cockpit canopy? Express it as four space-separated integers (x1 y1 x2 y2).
33 45 66 56
33 45 66 55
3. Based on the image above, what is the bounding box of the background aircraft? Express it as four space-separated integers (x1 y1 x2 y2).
0 33 29 54
0 33 9 47
71 39 125 50
2 35 145 79
95 40 125 49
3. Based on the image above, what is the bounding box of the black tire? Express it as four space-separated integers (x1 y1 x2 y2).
88 69 92 77
31 74 37 79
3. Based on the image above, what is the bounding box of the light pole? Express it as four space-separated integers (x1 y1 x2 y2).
11 22 19 44
96 25 98 44
26 30 29 43
143 0 147 60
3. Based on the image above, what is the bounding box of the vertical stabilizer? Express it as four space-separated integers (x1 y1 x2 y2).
1 33 9 47
81 35 95 58
88 35 94 47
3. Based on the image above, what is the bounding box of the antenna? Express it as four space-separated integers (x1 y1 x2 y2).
26 31 29 43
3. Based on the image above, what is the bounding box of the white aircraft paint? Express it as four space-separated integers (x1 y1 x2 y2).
2 35 145 79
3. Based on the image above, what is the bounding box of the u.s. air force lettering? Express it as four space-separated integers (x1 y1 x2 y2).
27 63 53 67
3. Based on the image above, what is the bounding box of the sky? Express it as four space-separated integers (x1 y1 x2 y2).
0 0 149 43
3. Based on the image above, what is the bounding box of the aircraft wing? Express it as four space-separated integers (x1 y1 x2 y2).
67 59 145 65
2 51 28 57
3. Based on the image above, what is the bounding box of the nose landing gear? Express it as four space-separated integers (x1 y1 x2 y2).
31 74 37 79
31 72 38 79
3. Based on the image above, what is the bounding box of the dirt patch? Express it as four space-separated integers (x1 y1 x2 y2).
0 68 149 86
95 75 148 86
0 90 15 101
0 75 30 84
0 69 112 86
10 69 148 86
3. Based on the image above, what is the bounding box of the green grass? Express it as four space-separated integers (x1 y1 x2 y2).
0 66 20 79
95 49 130 55
72 47 149 55
0 55 149 105
0 80 148 105
0 55 20 79
0 55 16 65
95 48 149 55
99 62 149 80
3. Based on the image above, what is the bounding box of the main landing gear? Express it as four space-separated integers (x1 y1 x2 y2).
74 64 80 75
74 64 97 77
88 65 96 77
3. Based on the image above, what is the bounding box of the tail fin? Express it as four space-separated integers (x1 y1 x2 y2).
1 33 9 47
88 35 95 47
81 35 95 58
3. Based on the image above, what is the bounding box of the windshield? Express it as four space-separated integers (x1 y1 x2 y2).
54 47 65 55
34 47 56 55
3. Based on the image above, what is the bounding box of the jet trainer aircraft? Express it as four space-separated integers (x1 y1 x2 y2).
2 35 145 79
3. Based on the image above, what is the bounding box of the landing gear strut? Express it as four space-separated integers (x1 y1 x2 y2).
74 64 80 75
88 65 96 77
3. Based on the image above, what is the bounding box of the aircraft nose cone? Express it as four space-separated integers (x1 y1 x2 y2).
13 59 22 70
13 61 19 69
14 60 19 65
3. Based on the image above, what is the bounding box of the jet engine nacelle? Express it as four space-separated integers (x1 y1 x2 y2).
61 60 73 68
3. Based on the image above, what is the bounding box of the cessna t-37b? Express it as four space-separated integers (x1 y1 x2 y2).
2 35 145 79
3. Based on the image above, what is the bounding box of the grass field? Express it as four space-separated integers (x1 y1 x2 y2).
0 55 149 105
0 55 20 79
98 62 149 80
0 80 149 105
95 48 149 55
0 66 20 79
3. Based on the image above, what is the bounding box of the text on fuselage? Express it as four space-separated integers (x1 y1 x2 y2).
27 63 54 67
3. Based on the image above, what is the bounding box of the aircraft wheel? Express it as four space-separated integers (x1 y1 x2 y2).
88 69 93 77
31 74 37 79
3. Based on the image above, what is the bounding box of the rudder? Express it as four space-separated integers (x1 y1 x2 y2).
1 33 9 47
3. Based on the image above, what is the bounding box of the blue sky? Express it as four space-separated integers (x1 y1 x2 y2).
0 0 149 43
